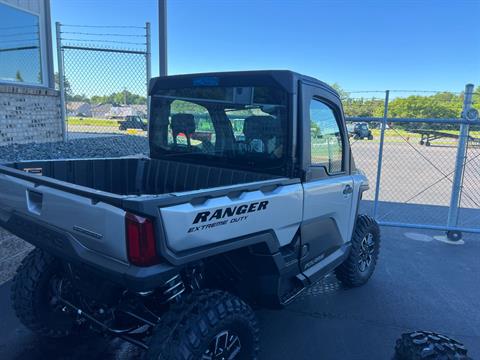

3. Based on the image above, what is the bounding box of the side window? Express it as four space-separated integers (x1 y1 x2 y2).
309 99 344 173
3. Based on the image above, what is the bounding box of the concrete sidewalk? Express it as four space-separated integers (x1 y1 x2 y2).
0 227 479 359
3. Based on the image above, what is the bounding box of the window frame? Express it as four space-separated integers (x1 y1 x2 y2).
0 0 49 87
308 96 346 175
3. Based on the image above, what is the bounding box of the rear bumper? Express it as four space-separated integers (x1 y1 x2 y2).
1 213 179 292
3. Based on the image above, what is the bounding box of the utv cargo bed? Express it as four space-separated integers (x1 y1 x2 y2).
0 157 288 210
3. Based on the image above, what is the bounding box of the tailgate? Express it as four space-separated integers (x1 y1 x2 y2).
0 172 128 262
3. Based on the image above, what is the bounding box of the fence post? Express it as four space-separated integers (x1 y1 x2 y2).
372 90 389 219
446 84 475 240
145 22 151 125
55 22 67 142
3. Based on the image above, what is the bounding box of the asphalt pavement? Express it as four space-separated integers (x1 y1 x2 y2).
0 226 479 360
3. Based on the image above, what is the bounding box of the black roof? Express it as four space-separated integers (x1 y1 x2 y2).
149 70 338 98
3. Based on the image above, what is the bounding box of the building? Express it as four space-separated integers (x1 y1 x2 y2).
66 101 92 117
0 0 63 146
91 103 113 119
107 104 147 119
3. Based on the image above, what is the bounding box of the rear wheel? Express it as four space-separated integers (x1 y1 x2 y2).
11 248 75 338
146 290 259 360
335 215 380 287
395 331 471 359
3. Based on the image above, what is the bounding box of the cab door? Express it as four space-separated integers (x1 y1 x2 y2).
299 82 354 272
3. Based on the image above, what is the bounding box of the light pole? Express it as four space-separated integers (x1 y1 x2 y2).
158 0 168 76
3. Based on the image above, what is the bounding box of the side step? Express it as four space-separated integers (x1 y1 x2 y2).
296 244 350 287
280 278 306 306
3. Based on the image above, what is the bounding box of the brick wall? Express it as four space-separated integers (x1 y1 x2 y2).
0 84 63 146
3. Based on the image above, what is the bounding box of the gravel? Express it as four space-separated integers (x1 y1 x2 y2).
0 135 149 163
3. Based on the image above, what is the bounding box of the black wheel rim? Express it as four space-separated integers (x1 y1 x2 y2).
202 330 242 360
358 233 375 272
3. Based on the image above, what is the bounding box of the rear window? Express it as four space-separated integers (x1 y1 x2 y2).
149 85 288 173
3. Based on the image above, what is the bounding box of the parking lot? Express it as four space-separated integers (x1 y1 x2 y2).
0 226 478 359
351 139 479 229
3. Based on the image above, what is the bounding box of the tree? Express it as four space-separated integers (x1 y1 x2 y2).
15 70 24 82
90 91 147 106
328 82 468 130
54 72 73 100
330 83 349 100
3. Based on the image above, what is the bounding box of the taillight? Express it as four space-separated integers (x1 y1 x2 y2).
125 213 158 266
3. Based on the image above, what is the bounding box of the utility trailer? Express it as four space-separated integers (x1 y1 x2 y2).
412 129 480 146
0 71 380 359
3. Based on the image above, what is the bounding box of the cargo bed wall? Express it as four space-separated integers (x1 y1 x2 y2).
7 158 275 196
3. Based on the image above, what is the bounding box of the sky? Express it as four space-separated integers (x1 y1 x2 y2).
50 0 480 93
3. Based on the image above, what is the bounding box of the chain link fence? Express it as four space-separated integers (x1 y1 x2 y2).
57 23 151 155
347 87 480 237
458 122 480 229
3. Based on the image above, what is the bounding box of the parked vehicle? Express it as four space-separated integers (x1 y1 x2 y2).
0 71 380 359
118 115 148 131
350 122 374 140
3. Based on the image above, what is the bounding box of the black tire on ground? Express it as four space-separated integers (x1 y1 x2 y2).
368 134 373 140
11 248 75 338
426 141 431 146
335 215 380 287
446 230 462 242
146 290 259 360
419 140 424 145
395 331 471 360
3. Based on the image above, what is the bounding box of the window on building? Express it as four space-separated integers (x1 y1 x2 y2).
0 2 43 85
310 98 344 173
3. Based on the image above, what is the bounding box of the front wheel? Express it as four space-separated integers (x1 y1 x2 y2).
335 215 380 287
146 290 259 360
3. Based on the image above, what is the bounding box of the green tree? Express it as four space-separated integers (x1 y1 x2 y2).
15 70 24 82
90 91 147 106
54 72 73 100
330 83 350 100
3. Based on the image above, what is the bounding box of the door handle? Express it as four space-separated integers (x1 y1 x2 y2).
343 184 353 195
27 190 43 215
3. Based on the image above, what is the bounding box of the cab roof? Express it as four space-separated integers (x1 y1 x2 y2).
148 70 339 99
